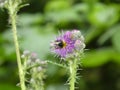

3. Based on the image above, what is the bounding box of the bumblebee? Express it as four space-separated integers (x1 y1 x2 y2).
54 40 66 49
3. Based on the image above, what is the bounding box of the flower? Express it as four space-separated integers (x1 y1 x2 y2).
0 0 28 8
0 0 7 7
50 30 85 59
21 50 47 90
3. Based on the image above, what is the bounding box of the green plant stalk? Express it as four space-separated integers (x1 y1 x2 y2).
10 13 26 90
46 60 67 68
9 5 26 90
69 59 78 90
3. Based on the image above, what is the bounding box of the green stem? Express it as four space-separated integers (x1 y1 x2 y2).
46 60 67 68
69 59 77 90
8 2 26 90
11 13 26 90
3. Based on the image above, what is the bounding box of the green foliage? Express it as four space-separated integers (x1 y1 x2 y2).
98 24 120 45
82 48 120 67
45 0 71 12
88 3 119 27
0 84 20 90
112 28 120 52
19 27 55 59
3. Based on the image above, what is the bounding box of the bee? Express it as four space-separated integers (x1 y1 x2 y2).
54 40 66 49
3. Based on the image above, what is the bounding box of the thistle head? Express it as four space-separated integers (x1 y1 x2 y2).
0 0 28 12
0 0 8 7
21 50 47 90
50 30 85 59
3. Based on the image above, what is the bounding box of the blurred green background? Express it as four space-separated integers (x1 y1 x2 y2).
0 0 120 90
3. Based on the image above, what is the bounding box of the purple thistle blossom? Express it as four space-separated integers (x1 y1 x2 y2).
50 30 85 59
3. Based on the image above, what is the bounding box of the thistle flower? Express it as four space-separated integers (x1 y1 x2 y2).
0 0 7 7
50 30 85 59
21 50 47 90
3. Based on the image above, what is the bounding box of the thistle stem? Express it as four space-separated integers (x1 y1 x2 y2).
10 13 26 90
8 2 26 90
46 60 67 68
69 59 77 90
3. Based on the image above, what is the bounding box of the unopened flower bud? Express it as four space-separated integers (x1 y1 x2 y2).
27 59 32 65
35 59 41 64
21 55 25 59
30 78 35 84
30 52 37 60
37 66 43 72
40 61 47 65
23 50 30 57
